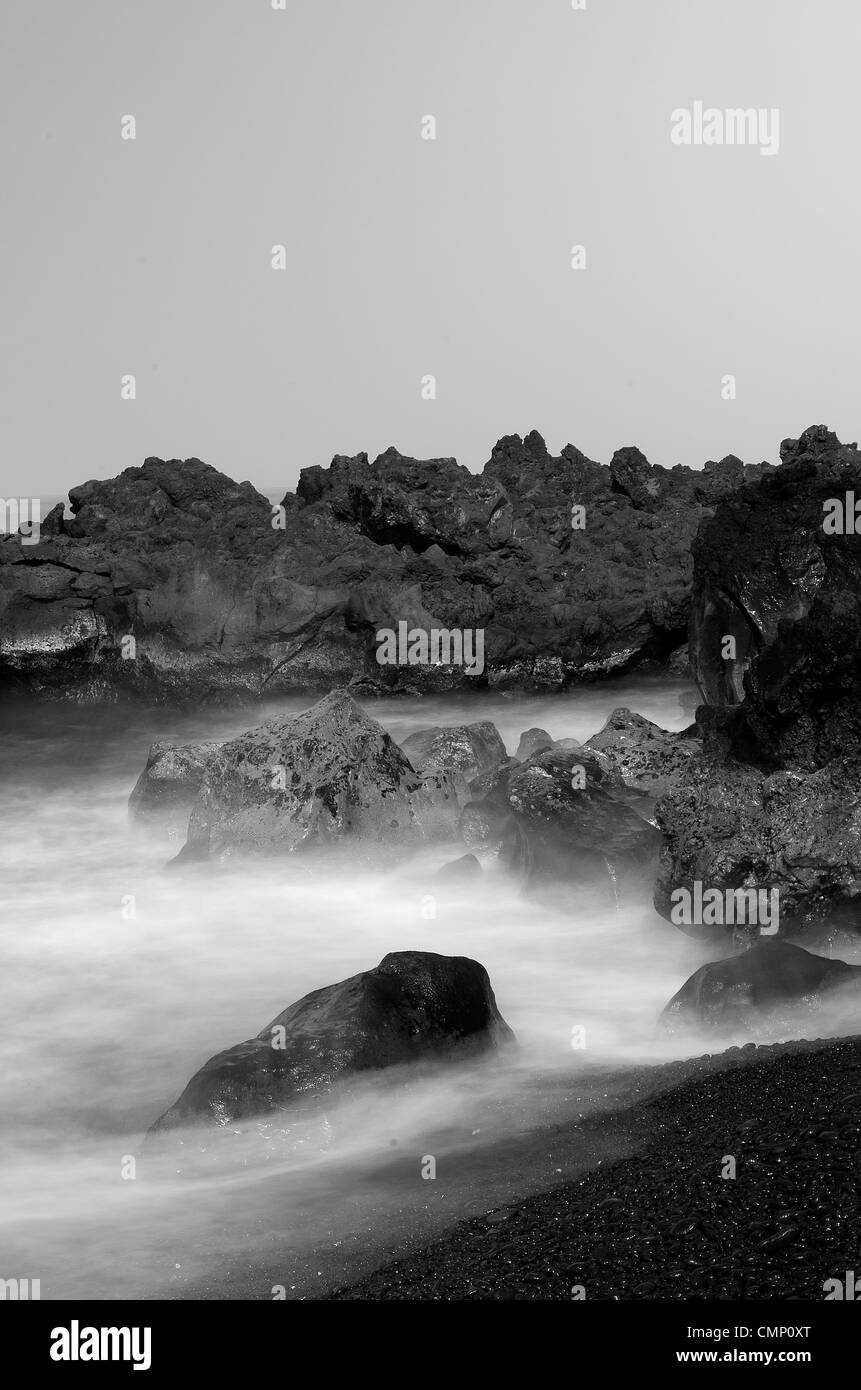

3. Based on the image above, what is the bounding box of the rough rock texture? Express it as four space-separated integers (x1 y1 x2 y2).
399 721 507 792
654 754 861 935
128 740 218 823
459 747 660 899
584 706 700 795
503 749 660 891
690 424 861 770
514 728 555 761
662 940 861 1033
173 690 465 862
151 950 514 1130
0 433 744 703
657 426 861 938
666 644 694 677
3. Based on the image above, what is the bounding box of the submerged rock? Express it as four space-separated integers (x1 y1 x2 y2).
459 796 531 878
459 747 659 900
662 940 861 1033
151 950 515 1130
503 749 661 893
173 689 464 862
435 853 483 880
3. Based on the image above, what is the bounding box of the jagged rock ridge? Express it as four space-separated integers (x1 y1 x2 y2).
0 432 746 702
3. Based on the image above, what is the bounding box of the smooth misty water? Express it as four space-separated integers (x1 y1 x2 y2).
1 674 847 1301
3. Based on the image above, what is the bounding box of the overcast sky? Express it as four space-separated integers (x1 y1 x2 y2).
2 0 859 498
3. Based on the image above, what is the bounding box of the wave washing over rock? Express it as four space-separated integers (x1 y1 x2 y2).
5 424 861 1310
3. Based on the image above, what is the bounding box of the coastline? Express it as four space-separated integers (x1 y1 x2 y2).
329 1035 861 1301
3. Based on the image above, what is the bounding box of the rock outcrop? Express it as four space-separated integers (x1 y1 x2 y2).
689 424 861 770
0 432 740 703
151 950 514 1130
654 755 861 937
658 426 861 938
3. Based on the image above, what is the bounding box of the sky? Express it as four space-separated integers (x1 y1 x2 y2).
2 0 860 498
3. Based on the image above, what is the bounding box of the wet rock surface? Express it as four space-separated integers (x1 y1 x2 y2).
585 706 700 796
654 752 861 935
173 689 465 862
151 950 514 1132
662 939 861 1033
459 746 660 899
503 749 659 867
514 727 555 761
0 432 740 703
399 721 507 792
128 739 218 823
636 426 861 943
690 424 861 770
331 1034 861 1299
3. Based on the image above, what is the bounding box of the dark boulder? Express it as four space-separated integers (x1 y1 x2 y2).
689 424 861 769
459 747 659 899
151 950 515 1130
503 748 661 889
662 940 861 1033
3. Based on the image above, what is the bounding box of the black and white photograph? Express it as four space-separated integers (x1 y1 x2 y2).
1 0 859 1368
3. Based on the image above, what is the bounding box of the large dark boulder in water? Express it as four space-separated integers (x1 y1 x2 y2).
460 747 660 900
503 748 652 848
150 951 515 1131
174 689 464 862
661 939 861 1034
689 424 861 770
